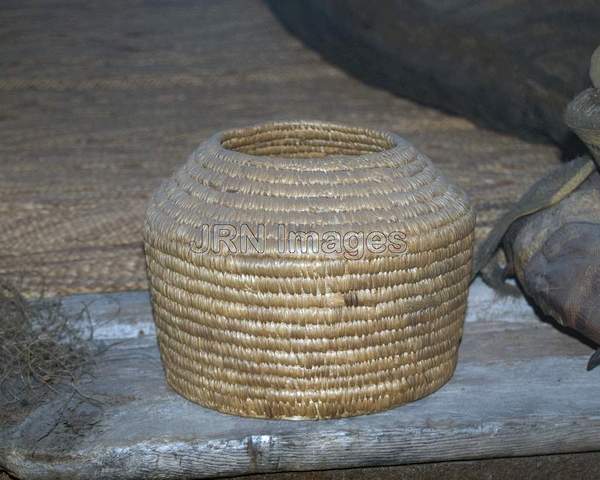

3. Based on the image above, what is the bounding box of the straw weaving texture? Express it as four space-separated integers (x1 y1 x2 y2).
1 0 561 297
144 121 475 419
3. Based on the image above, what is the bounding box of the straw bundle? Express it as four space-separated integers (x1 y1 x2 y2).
144 121 475 419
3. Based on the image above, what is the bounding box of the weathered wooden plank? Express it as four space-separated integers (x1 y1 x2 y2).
231 452 600 480
1 283 598 480
60 290 154 340
57 279 538 343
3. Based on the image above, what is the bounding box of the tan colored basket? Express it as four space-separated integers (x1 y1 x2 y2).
143 121 475 419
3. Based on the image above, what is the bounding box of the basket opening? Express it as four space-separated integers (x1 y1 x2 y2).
220 122 396 158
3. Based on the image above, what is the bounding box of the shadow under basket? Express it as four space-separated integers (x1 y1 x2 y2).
143 121 476 419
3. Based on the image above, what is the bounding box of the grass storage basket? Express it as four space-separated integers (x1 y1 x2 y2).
143 121 476 419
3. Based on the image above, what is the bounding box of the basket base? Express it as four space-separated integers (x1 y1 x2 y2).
161 350 460 420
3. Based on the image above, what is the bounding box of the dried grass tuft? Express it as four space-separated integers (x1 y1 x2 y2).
0 280 96 408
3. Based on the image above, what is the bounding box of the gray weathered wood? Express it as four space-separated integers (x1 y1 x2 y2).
60 290 154 340
57 279 538 342
1 282 598 480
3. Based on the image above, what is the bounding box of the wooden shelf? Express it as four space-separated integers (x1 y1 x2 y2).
1 280 598 479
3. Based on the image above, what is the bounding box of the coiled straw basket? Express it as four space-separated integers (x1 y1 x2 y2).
144 121 475 419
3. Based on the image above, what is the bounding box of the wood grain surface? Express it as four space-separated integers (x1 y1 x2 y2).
1 281 598 480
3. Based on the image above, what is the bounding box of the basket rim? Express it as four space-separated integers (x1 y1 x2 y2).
145 119 476 262
208 119 410 165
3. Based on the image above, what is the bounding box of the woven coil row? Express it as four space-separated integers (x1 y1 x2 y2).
144 121 476 419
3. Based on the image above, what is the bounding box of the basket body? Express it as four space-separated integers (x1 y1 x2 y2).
144 121 475 419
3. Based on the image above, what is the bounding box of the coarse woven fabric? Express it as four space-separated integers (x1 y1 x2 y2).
0 0 560 297
143 121 475 419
